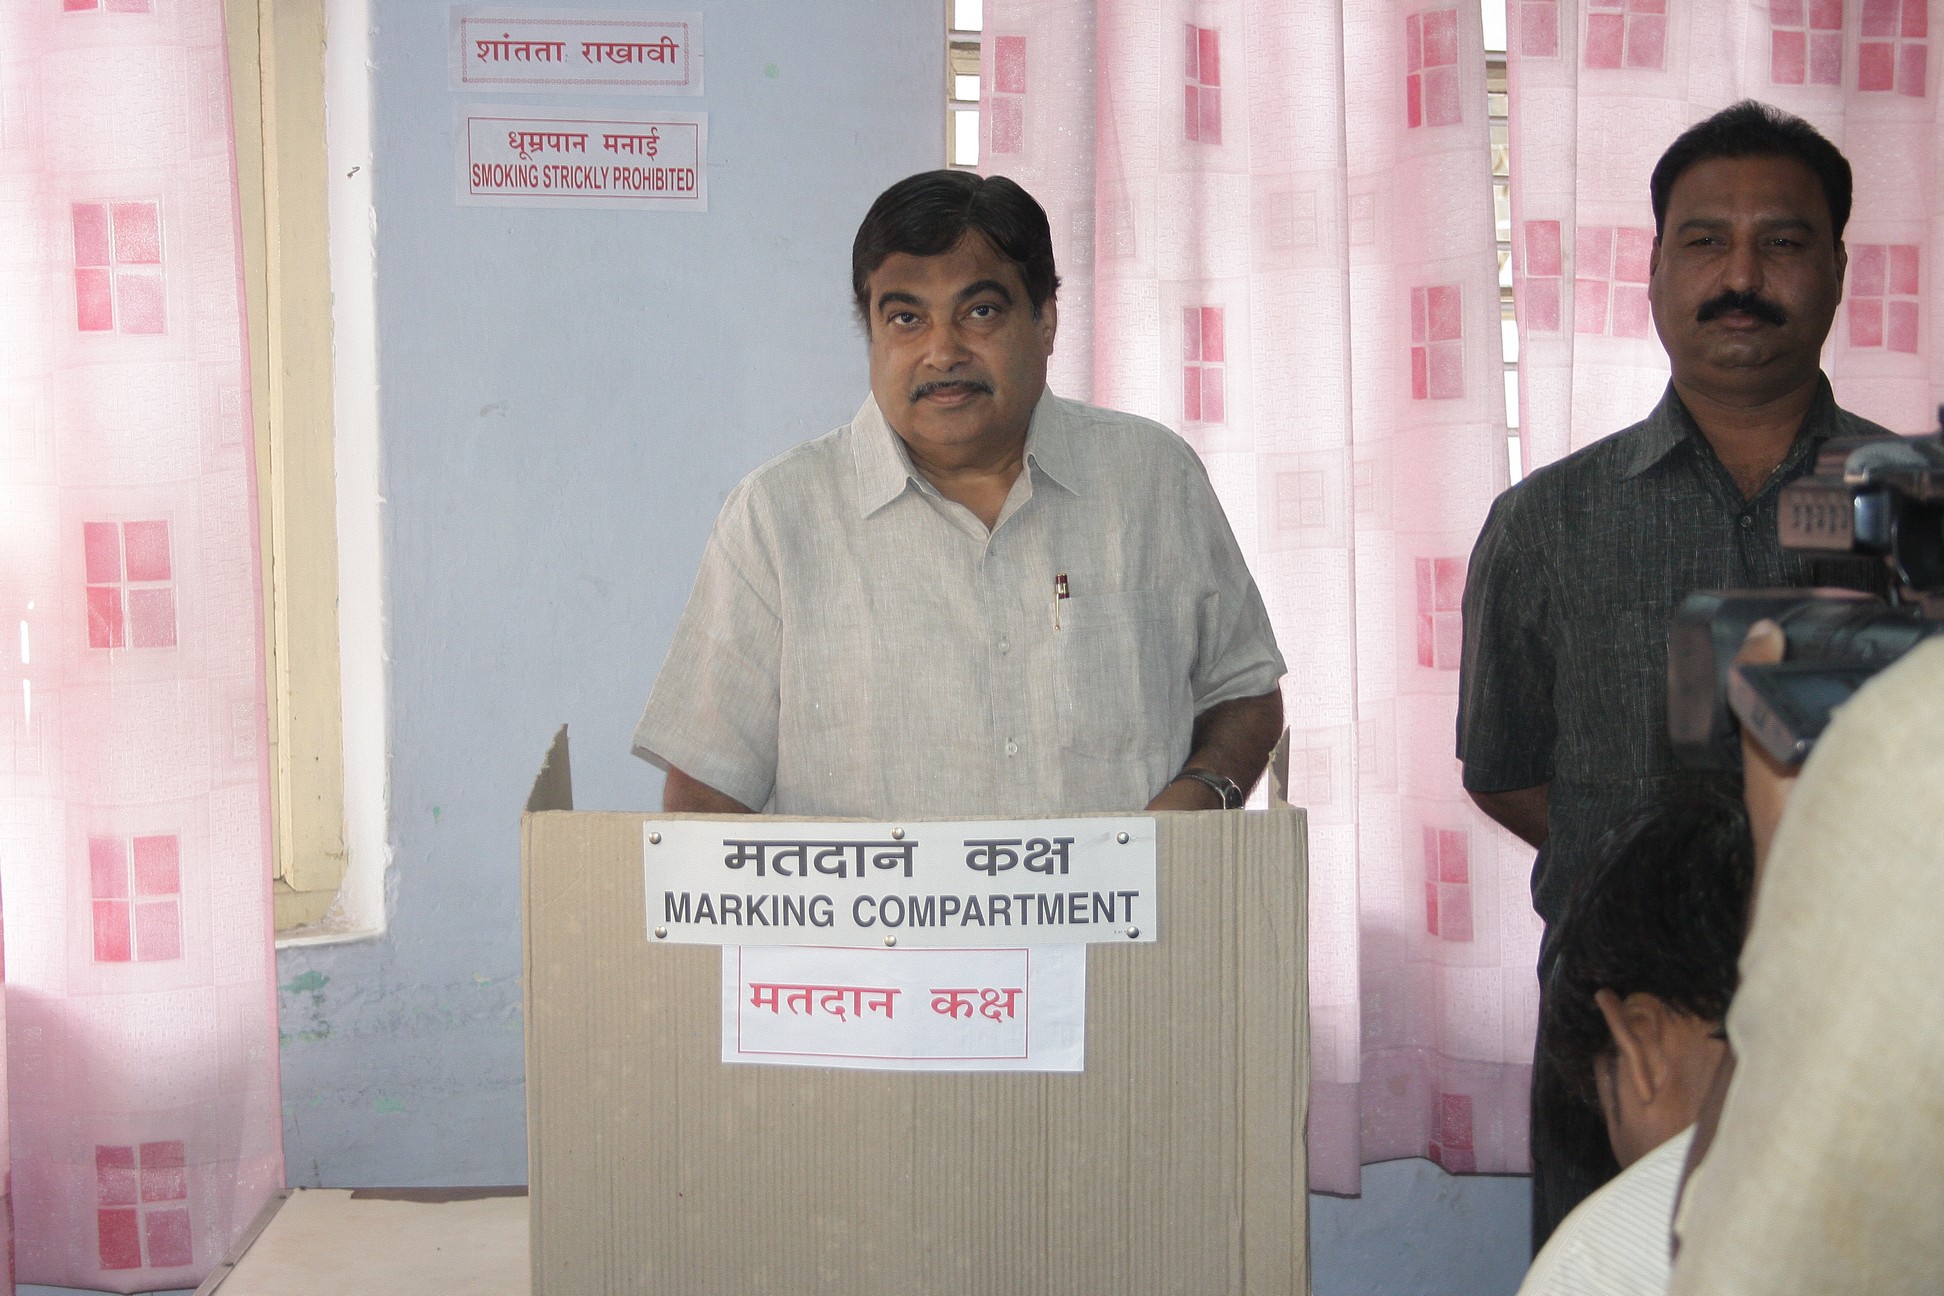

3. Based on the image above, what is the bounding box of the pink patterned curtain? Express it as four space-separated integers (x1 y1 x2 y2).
0 2 284 1290
981 0 1540 1193
1509 0 1944 468
1 920 12 1294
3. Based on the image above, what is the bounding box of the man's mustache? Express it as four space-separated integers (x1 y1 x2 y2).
910 378 995 401
1696 290 1788 326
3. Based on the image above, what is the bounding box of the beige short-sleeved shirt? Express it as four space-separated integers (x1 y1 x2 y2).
633 391 1284 816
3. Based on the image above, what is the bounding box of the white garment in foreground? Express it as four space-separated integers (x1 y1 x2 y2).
1670 639 1944 1294
1517 1125 1692 1296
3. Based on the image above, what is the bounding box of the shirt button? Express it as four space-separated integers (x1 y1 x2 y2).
999 637 1010 654
1005 740 1019 756
1740 515 1754 529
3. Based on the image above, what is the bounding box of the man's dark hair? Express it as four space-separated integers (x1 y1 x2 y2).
851 171 1060 324
1541 787 1755 1110
1649 99 1852 242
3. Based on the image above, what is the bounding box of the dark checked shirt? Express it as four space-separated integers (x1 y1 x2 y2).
1458 377 1890 928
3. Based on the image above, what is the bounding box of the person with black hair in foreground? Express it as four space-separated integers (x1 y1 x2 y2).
634 171 1284 820
1515 789 1753 1296
1458 99 1889 1242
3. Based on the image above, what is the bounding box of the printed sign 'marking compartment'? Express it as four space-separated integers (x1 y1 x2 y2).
644 816 1158 947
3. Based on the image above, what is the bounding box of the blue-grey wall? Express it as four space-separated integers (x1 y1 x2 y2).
256 4 1535 1296
274 0 938 1187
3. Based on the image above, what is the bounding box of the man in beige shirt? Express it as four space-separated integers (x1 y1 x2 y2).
635 171 1285 817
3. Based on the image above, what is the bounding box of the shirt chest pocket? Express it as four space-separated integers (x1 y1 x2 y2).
1055 590 1192 758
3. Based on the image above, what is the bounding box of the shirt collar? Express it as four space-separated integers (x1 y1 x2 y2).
849 388 1078 517
850 394 919 516
1020 392 1083 497
1617 374 1841 481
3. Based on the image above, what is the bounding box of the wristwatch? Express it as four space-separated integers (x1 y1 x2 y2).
1173 766 1244 809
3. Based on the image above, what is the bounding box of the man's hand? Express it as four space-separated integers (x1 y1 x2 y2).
663 766 755 814
1734 619 1796 886
1468 784 1550 849
1145 689 1284 811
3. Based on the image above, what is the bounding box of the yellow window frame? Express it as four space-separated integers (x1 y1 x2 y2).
225 0 349 933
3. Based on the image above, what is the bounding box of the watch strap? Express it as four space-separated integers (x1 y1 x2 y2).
1175 766 1244 809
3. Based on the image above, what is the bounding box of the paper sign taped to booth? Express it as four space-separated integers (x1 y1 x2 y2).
645 817 1158 947
457 105 706 211
722 944 1085 1072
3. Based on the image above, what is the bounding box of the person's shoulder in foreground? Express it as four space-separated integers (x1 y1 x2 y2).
1519 1126 1695 1296
1669 637 1944 1296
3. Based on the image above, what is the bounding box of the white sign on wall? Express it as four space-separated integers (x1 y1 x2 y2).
456 105 707 211
644 817 1159 948
721 944 1085 1072
450 7 703 94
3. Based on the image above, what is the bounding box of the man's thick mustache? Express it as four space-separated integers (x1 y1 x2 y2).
910 379 995 401
1696 290 1788 326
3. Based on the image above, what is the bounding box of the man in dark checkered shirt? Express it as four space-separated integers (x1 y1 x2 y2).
1457 102 1890 1247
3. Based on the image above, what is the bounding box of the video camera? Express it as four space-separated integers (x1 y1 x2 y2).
1669 416 1944 770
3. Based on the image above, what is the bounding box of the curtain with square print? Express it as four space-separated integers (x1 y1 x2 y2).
980 0 1539 1193
0 2 284 1289
987 0 1944 1195
1508 0 1944 471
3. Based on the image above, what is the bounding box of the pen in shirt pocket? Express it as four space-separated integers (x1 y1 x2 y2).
1054 572 1069 630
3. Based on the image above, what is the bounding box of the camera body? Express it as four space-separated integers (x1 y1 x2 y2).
1668 427 1944 770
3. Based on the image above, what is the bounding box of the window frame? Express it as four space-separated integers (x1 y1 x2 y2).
1489 50 1522 481
224 0 351 934
947 1 981 169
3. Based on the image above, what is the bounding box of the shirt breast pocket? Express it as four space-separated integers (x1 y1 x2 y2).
1055 590 1191 759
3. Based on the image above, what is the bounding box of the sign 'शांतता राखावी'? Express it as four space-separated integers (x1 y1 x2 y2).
448 8 708 210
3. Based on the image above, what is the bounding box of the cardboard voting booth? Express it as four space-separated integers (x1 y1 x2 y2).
521 727 1309 1295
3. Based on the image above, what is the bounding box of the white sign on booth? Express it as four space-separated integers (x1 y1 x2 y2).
644 817 1158 948
721 944 1086 1072
646 817 1156 1073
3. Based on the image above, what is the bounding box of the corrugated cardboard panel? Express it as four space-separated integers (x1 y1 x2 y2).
522 807 1307 1296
